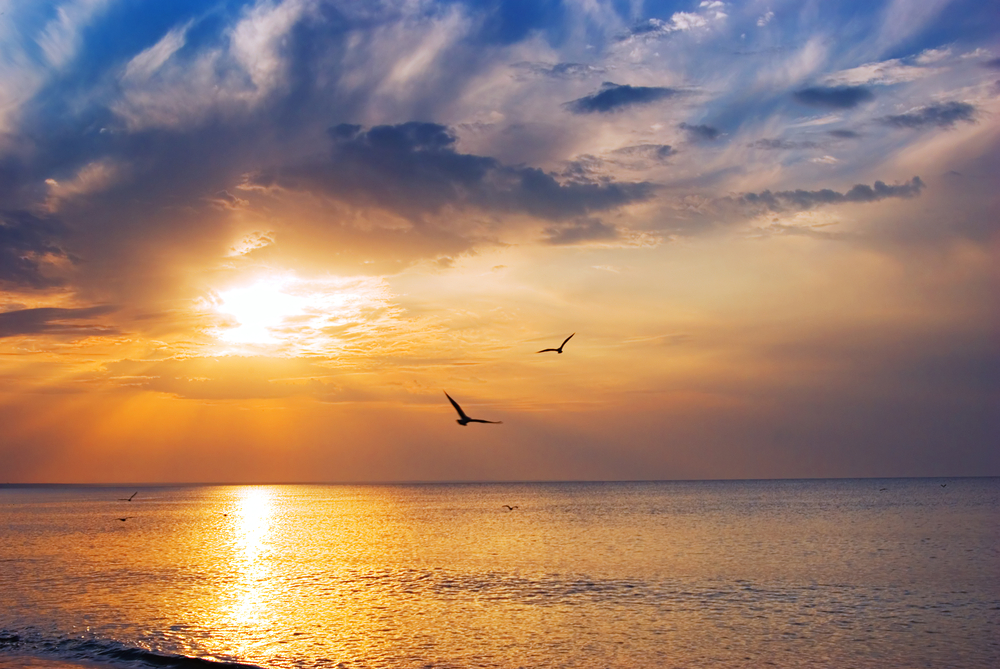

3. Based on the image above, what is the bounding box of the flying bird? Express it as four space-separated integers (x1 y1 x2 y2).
940 484 947 488
537 333 574 354
118 491 137 501
444 392 502 426
116 517 134 522
503 505 519 511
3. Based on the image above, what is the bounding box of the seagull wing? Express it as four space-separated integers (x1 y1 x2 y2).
536 348 558 353
444 392 470 420
560 333 575 348
467 419 502 424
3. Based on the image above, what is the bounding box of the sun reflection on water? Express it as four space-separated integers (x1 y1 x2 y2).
231 487 274 626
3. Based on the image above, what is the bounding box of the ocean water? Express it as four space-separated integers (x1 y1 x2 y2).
0 479 998 669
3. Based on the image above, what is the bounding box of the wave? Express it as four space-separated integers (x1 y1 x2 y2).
0 629 264 669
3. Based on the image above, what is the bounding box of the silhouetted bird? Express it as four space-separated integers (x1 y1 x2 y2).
444 392 502 426
879 488 887 491
116 517 134 522
537 333 574 354
941 484 947 488
118 491 137 501
503 505 519 511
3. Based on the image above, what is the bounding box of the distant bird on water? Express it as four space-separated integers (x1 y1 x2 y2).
537 333 574 354
444 392 502 426
116 517 134 522
118 491 137 501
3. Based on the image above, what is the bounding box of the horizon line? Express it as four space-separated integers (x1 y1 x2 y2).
1 475 994 487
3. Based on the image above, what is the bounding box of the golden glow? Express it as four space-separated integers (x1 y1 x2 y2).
206 273 395 355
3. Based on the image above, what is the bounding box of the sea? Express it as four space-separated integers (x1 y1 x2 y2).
0 479 997 669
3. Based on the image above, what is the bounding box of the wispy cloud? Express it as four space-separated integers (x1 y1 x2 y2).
0 305 117 338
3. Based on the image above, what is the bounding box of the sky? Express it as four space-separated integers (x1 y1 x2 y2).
0 0 997 483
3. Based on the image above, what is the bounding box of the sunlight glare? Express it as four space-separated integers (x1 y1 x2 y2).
208 273 394 354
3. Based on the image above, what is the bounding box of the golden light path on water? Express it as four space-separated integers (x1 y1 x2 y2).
232 488 274 628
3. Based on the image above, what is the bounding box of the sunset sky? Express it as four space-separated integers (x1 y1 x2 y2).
1 0 997 483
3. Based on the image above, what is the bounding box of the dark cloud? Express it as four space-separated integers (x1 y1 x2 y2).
565 83 682 114
879 102 976 129
511 61 606 79
0 211 72 289
541 218 619 245
828 129 861 139
612 144 677 160
749 139 820 150
793 86 874 109
740 177 925 212
247 122 654 221
679 123 721 141
0 306 118 338
982 58 1000 70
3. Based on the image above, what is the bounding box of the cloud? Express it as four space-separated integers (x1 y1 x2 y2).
611 144 677 160
739 177 925 212
749 139 820 150
121 20 192 84
879 101 976 129
246 122 654 222
821 58 940 87
511 61 606 80
793 86 875 109
679 122 721 140
619 3 727 42
565 83 682 114
541 218 620 245
828 129 861 138
0 211 72 289
0 306 118 338
983 58 1000 70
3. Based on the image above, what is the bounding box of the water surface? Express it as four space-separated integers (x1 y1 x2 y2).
1 479 998 668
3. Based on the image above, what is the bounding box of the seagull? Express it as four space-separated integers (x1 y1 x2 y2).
118 491 137 501
116 517 134 522
444 392 502 426
940 483 947 488
537 333 574 354
502 505 519 511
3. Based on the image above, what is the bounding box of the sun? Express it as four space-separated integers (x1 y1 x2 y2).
207 272 394 354
215 277 310 345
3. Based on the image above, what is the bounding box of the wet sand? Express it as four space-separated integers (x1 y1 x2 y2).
0 658 109 668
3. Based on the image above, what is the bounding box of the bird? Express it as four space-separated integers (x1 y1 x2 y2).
116 517 134 522
879 488 887 491
940 483 947 488
118 491 137 501
503 505 519 511
537 333 574 354
444 392 502 426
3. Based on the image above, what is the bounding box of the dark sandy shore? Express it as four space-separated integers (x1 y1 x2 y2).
0 657 110 668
